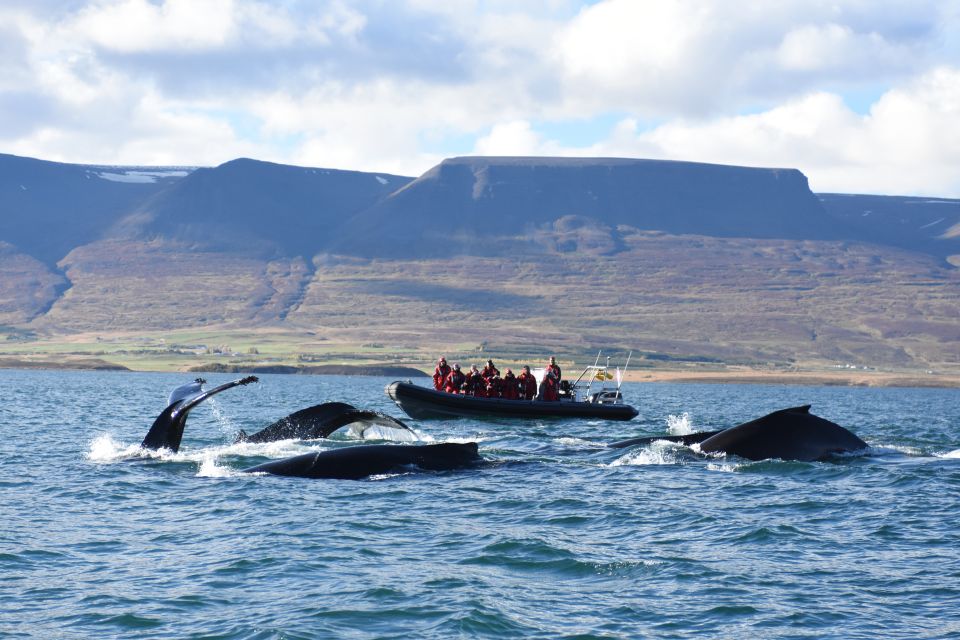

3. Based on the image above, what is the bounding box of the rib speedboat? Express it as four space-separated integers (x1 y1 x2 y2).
386 353 638 421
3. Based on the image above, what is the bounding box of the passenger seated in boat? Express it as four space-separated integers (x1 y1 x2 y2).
481 359 500 380
464 365 484 396
546 356 562 384
517 365 538 400
501 369 519 400
485 373 502 398
539 370 559 401
444 363 466 393
433 356 451 391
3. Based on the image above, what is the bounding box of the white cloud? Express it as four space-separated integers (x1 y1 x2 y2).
0 0 958 196
73 0 238 52
566 67 960 196
473 121 544 156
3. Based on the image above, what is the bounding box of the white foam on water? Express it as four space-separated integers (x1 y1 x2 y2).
609 441 684 466
86 434 142 461
554 436 604 448
706 461 742 472
937 449 960 459
666 412 694 435
868 444 924 457
196 454 242 478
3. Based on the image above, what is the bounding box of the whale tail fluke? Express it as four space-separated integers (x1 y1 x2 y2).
239 402 416 444
141 375 259 452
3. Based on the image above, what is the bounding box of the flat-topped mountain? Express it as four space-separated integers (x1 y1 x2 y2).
335 156 844 257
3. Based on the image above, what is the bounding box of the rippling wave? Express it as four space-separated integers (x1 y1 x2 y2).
1 370 958 639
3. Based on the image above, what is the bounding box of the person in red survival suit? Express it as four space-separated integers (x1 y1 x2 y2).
500 368 519 400
539 370 559 401
481 359 500 381
485 373 502 398
546 356 561 384
433 356 451 391
444 363 466 393
517 365 538 400
464 365 484 396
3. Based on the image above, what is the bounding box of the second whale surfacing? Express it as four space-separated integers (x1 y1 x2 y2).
609 405 868 462
234 402 415 444
243 442 482 479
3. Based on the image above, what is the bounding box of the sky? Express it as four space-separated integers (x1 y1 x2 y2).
2 0 959 196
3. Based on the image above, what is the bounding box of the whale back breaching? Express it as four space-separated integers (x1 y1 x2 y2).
141 376 258 452
609 405 867 461
234 402 416 443
243 442 482 479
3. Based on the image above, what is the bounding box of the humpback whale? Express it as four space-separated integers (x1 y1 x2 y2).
609 405 867 462
234 402 415 443
243 442 481 479
141 376 259 452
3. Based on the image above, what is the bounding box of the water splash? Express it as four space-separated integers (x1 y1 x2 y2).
938 449 960 459
666 412 694 435
197 454 240 478
86 434 142 461
610 441 684 466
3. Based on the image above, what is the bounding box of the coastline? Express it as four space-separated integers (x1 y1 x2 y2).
2 356 957 388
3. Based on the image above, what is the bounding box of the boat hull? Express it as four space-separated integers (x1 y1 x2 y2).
386 381 638 421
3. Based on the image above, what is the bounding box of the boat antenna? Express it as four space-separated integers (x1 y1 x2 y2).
593 351 601 368
617 351 632 392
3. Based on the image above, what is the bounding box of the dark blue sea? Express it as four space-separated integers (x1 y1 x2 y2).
2 370 959 639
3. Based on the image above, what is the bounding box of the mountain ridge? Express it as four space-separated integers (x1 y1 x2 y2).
2 151 959 371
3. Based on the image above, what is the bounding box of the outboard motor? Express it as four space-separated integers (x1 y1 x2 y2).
589 390 622 404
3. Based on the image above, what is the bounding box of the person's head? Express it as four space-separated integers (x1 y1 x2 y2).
438 356 446 364
487 359 494 366
453 363 461 371
472 365 479 372
505 368 513 375
549 356 556 364
522 365 530 373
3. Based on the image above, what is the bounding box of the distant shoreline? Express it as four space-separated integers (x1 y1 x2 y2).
625 369 960 388
1 356 957 388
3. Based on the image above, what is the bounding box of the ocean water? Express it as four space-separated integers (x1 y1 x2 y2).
2 369 959 639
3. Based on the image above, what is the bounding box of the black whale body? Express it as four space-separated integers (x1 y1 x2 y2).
243 442 482 479
234 402 414 443
609 405 868 461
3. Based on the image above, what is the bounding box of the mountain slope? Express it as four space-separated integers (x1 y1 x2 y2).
114 158 413 257
0 153 187 265
819 193 960 261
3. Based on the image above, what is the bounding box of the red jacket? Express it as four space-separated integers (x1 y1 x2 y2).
501 373 519 400
481 365 500 380
517 372 537 400
444 370 466 393
539 376 559 401
547 363 562 383
433 364 451 390
464 371 484 396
